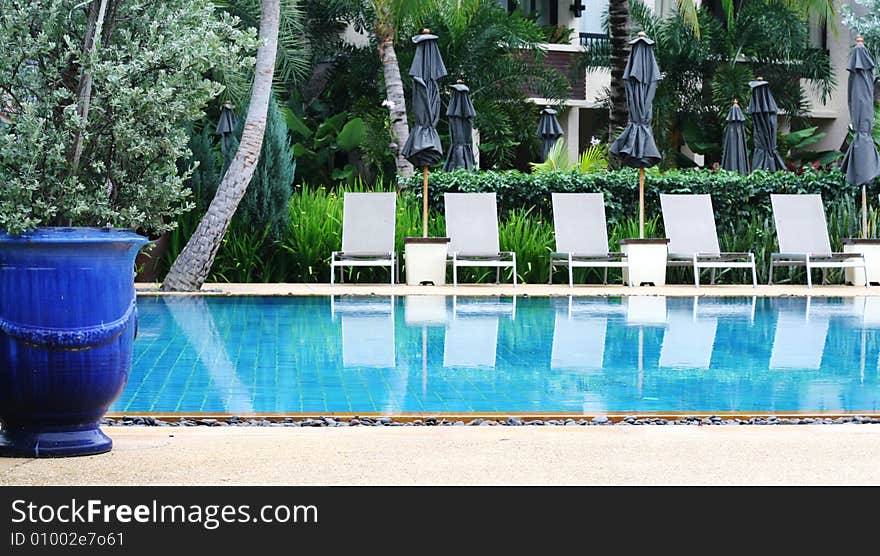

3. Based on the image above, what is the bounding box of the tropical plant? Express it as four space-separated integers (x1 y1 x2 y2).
0 0 252 235
163 0 282 291
529 139 609 173
214 0 309 100
286 108 367 185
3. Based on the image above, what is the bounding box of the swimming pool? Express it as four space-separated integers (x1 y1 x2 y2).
115 295 880 415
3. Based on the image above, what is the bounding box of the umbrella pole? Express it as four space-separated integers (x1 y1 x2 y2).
639 167 645 239
423 166 429 238
862 183 869 239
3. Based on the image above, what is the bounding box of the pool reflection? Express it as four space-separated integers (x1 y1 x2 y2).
119 295 880 414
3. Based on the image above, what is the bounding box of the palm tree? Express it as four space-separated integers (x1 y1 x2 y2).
608 0 630 135
162 0 281 291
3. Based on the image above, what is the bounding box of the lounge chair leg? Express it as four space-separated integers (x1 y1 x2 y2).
767 261 774 285
603 268 608 285
512 254 517 287
548 262 553 285
453 262 458 287
751 256 757 288
568 253 574 288
693 255 700 288
331 263 335 285
710 268 716 285
496 266 501 285
806 259 813 288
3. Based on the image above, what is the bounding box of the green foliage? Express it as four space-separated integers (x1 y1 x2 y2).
530 139 609 174
0 0 254 235
233 96 296 240
842 0 880 61
286 104 368 185
402 167 863 233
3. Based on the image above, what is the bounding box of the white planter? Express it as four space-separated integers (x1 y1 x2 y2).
404 238 450 286
843 239 880 286
620 238 670 287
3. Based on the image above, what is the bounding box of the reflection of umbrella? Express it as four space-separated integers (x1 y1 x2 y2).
721 99 749 174
537 108 564 161
443 81 476 171
840 37 880 238
748 78 785 172
215 100 238 154
609 31 662 239
401 29 447 237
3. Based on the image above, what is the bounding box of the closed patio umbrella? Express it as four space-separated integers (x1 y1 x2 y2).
537 108 564 162
748 78 785 172
443 80 476 172
401 29 447 237
721 99 749 174
609 31 662 239
215 100 238 155
840 37 880 238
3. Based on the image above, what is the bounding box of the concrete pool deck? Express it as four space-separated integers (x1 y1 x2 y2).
135 283 880 297
2 426 880 485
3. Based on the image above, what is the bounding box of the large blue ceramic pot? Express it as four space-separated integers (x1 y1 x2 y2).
0 228 148 457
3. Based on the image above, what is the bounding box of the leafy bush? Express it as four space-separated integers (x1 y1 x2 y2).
404 167 865 232
0 0 254 234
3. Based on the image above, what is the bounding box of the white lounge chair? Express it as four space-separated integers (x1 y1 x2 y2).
443 296 515 368
659 193 757 287
549 193 629 287
444 193 516 286
330 192 397 285
331 296 396 368
768 194 867 287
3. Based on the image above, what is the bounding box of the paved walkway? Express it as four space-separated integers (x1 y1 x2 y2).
3 426 879 485
136 283 879 297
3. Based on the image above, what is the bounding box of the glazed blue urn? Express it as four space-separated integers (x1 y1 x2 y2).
0 228 148 457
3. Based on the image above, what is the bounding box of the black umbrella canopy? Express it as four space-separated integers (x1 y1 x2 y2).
401 30 448 168
841 37 880 187
444 81 476 171
747 78 785 172
215 100 238 155
609 32 662 168
537 108 564 161
721 99 749 174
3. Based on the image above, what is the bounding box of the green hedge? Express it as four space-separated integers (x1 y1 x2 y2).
405 167 866 232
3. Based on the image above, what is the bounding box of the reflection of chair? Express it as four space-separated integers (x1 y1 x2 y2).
769 298 829 370
331 296 396 368
443 297 515 368
691 296 757 322
659 297 717 369
660 194 757 287
551 297 622 370
444 193 516 286
330 192 397 285
549 193 628 287
768 194 866 287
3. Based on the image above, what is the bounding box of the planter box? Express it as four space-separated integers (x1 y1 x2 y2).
620 238 670 287
404 238 450 286
843 238 880 286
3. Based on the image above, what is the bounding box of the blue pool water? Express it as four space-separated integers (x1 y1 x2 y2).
115 295 880 414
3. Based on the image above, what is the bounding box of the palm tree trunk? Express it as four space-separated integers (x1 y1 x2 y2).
608 0 630 135
161 0 280 292
376 8 413 178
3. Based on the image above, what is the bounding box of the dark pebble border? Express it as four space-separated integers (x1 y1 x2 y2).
101 415 880 427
